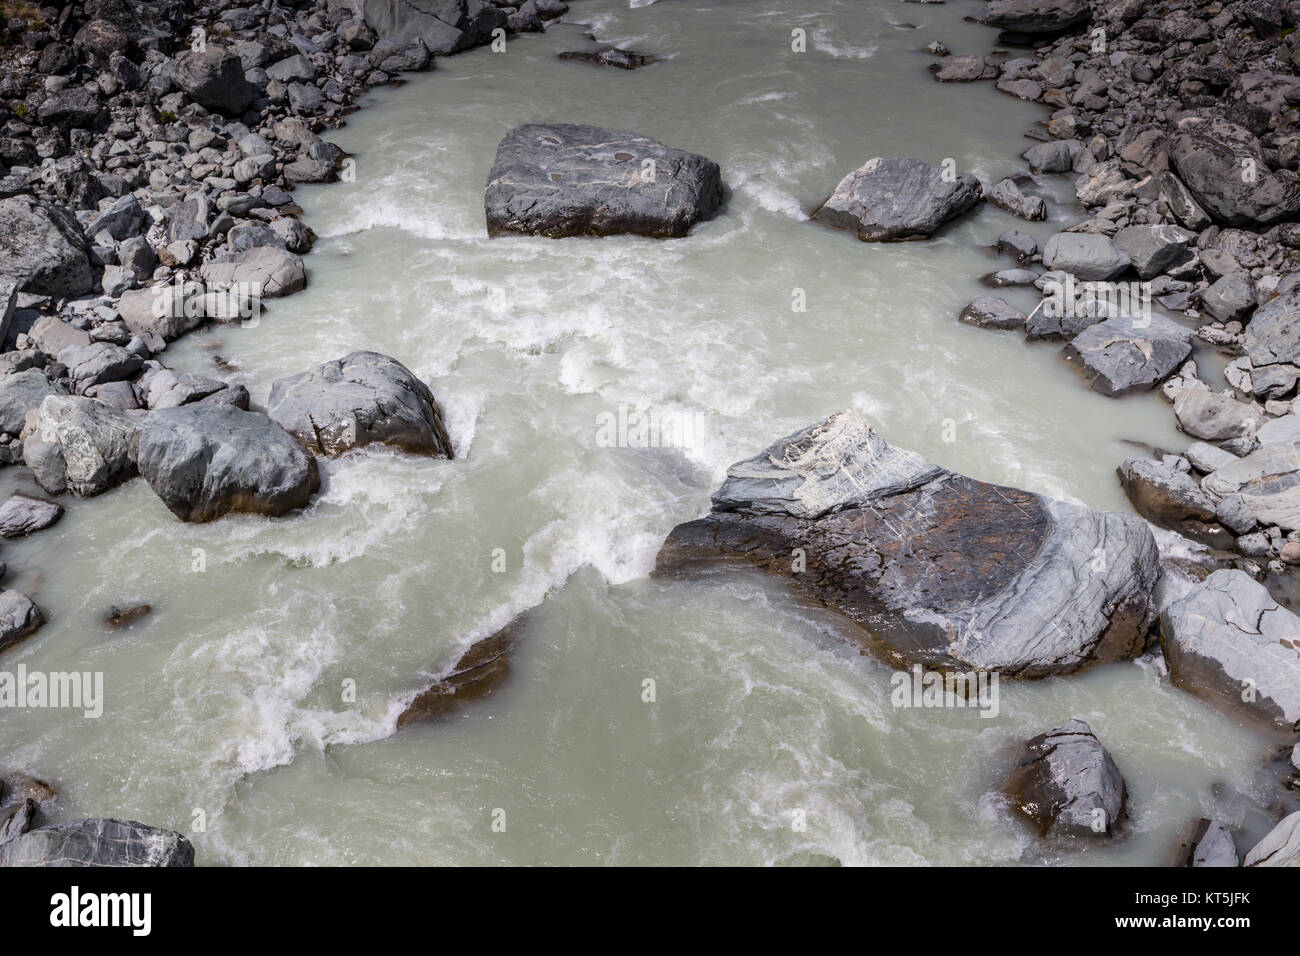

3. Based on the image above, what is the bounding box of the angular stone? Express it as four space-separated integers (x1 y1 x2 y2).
1062 314 1193 396
812 157 982 241
23 395 141 497
1002 718 1126 840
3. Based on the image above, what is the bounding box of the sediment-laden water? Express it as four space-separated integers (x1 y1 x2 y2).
0 0 1288 865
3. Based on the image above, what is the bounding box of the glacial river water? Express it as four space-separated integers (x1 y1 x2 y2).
0 0 1293 865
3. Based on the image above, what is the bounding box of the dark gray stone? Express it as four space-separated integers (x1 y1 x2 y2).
813 157 982 241
0 818 193 867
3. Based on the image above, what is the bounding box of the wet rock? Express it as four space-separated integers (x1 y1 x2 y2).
1061 314 1193 396
0 196 95 298
397 616 522 728
988 177 1046 220
137 406 320 522
960 296 1027 330
0 494 62 538
929 54 998 81
813 157 981 241
655 410 1158 677
0 818 194 867
557 48 662 70
1042 232 1131 280
1244 811 1300 866
1161 569 1300 731
106 604 150 628
485 124 722 239
1118 457 1233 550
997 229 1038 262
268 351 453 458
0 590 44 654
24 395 141 497
362 0 507 56
1169 115 1300 227
172 47 258 116
1002 718 1126 839
1022 139 1083 173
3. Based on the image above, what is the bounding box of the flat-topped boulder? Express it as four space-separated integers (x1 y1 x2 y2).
1160 569 1300 731
23 395 141 498
362 0 506 56
1042 232 1131 280
1201 442 1300 532
655 410 1159 677
268 351 453 458
1061 314 1193 396
1245 288 1300 368
812 157 982 241
1002 719 1127 839
484 124 723 239
137 406 319 523
0 818 194 867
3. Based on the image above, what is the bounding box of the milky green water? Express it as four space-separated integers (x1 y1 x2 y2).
0 0 1291 865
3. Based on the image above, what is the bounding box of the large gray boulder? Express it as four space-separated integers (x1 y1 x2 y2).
137 406 320 522
363 0 506 56
1160 569 1300 731
1245 288 1300 368
199 246 306 298
976 0 1091 33
117 283 207 342
1173 389 1264 442
0 196 95 297
1191 820 1240 867
1244 811 1300 866
171 47 258 116
1002 719 1126 839
1042 232 1131 280
484 124 723 239
0 370 67 436
0 818 194 867
1169 115 1300 226
23 395 141 497
812 157 982 241
1061 314 1193 396
655 410 1159 677
0 590 44 654
267 351 453 458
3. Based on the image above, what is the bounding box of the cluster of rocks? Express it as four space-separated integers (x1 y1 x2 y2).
931 0 1300 573
0 0 534 864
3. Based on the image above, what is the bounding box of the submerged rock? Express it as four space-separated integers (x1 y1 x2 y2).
484 124 723 239
397 616 523 728
1002 718 1126 839
267 351 453 458
812 157 982 241
0 818 194 867
1160 569 1300 731
557 48 662 70
137 406 320 523
655 410 1159 677
960 296 1027 330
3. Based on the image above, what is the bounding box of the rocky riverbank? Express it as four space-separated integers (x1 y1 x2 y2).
0 0 575 866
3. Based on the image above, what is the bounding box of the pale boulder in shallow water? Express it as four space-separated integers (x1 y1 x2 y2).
812 157 982 241
267 351 453 457
484 124 723 239
655 410 1159 677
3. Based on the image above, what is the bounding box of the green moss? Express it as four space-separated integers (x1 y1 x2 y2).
159 109 177 124
11 101 26 118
